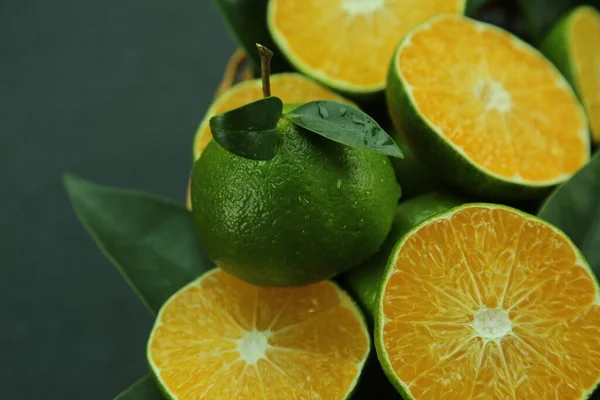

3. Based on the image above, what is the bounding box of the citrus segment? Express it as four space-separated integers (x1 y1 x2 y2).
501 218 585 313
450 207 523 309
385 217 482 320
267 0 466 94
262 283 341 331
268 307 368 361
376 204 600 399
148 268 370 399
470 340 514 399
501 334 583 399
341 192 463 322
508 265 596 323
199 270 259 331
387 15 589 198
380 320 476 383
408 337 484 399
193 73 356 160
513 305 600 392
262 350 360 398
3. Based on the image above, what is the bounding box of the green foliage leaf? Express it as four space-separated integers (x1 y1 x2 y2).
518 0 586 42
63 173 214 315
285 101 403 158
210 0 287 72
468 0 530 38
209 96 283 161
466 0 494 16
114 376 164 400
538 152 600 277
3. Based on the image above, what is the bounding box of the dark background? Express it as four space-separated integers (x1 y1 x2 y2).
1 1 235 398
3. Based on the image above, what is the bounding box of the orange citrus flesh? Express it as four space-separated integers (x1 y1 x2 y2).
397 16 589 184
193 73 356 159
148 269 370 399
268 0 465 93
571 7 600 142
379 205 600 399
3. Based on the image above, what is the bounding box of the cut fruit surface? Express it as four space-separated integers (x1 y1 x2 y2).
541 6 600 143
148 268 370 399
341 192 463 320
267 0 466 94
387 15 590 199
376 204 600 400
193 73 356 160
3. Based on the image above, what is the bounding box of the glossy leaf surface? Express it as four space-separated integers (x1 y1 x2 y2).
538 152 600 277
209 96 283 160
286 100 403 158
114 376 164 400
64 173 214 315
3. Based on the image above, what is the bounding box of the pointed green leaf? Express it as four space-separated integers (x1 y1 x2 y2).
466 0 493 16
538 152 600 278
211 0 287 73
63 173 214 315
285 100 403 158
209 96 283 160
467 1 528 37
518 0 585 42
114 375 164 400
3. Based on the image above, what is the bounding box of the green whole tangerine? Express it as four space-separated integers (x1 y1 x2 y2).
191 104 401 287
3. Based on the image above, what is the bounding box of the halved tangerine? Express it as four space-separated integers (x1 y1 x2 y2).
387 15 590 199
267 0 466 94
376 203 600 399
147 268 370 399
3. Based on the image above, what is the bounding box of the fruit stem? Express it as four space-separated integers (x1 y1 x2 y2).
256 44 273 98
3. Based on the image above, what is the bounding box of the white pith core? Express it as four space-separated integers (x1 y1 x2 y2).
341 0 385 15
474 79 512 112
473 308 512 340
238 330 270 364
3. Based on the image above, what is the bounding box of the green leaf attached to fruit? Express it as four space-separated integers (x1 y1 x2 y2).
114 375 164 400
209 96 283 161
285 100 404 159
538 152 600 278
63 173 214 315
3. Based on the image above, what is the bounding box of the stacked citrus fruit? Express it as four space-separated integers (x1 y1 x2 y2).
147 2 600 399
